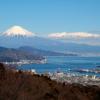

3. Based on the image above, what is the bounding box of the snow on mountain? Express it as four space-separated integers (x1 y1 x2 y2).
3 25 36 37
0 25 100 56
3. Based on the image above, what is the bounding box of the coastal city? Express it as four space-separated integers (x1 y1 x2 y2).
2 59 47 66
2 57 100 86
47 71 100 86
15 67 100 86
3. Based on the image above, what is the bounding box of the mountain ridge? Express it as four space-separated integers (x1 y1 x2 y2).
0 47 44 62
19 46 77 56
0 25 100 56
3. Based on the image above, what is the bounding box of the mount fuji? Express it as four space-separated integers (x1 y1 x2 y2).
0 25 100 56
0 25 66 50
0 25 76 56
2 25 36 37
0 25 39 48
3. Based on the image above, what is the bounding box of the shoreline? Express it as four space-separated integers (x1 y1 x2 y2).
2 58 47 66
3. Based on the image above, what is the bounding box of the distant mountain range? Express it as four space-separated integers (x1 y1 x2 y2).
0 46 76 62
0 25 100 56
0 25 77 62
1 35 100 56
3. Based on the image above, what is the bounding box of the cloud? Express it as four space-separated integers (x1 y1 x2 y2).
48 32 100 39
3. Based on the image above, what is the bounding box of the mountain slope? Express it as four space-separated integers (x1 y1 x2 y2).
19 46 77 56
1 35 100 55
0 47 44 62
3 25 35 37
0 63 100 100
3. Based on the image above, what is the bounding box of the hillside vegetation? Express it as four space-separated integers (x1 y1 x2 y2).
0 63 100 100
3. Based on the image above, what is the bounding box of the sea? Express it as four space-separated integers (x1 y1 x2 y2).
17 56 100 76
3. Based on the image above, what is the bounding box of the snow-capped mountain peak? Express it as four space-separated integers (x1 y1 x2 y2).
3 25 35 37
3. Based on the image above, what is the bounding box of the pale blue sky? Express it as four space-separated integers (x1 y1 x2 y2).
0 0 100 35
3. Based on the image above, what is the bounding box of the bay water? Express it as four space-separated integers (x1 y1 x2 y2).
17 56 100 76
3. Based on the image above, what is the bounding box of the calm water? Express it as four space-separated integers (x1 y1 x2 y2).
17 56 100 76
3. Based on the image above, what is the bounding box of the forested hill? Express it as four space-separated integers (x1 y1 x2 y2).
0 47 44 62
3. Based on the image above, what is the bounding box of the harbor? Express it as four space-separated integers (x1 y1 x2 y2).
3 56 100 86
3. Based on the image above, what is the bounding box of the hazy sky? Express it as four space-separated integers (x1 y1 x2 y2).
0 0 100 45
